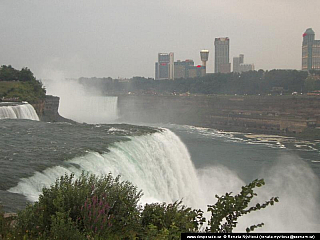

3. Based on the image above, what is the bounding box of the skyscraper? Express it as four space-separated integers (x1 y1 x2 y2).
302 28 320 71
233 54 254 73
155 53 174 80
214 37 231 73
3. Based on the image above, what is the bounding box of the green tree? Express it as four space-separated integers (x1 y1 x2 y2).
206 179 279 233
0 65 19 81
19 67 35 82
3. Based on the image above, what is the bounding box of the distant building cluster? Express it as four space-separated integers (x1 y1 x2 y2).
155 52 208 80
154 28 320 80
302 28 320 71
155 36 256 80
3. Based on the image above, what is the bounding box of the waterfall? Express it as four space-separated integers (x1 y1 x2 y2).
43 78 119 124
7 127 320 232
8 129 203 208
58 96 119 124
0 103 39 121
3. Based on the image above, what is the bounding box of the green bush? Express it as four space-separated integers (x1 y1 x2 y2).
6 173 278 239
141 201 205 239
0 205 18 239
50 212 85 240
15 172 142 239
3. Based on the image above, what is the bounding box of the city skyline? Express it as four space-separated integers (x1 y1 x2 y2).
0 1 319 79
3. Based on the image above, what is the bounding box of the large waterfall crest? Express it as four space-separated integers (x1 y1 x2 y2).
8 129 203 208
0 103 39 121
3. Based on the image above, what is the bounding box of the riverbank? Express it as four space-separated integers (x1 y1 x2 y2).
117 94 320 140
36 94 320 140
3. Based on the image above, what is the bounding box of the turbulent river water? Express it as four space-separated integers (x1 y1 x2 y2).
0 93 320 232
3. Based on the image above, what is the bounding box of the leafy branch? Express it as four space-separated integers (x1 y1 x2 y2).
206 179 279 233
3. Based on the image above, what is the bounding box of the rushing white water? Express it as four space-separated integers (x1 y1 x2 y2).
0 103 39 121
8 129 203 208
228 154 320 233
42 77 118 123
58 96 119 124
8 127 320 232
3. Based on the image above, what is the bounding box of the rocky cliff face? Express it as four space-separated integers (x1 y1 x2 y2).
31 100 45 118
34 95 72 122
118 95 320 135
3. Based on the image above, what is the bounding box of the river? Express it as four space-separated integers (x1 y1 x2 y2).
0 90 319 232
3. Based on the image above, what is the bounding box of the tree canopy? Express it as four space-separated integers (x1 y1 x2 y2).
0 65 46 102
0 65 36 82
79 70 312 96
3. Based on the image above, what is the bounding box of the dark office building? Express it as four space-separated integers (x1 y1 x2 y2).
155 53 174 80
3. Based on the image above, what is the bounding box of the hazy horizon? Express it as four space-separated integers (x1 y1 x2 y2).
1 0 319 79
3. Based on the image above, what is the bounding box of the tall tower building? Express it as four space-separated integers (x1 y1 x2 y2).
155 53 174 80
214 37 231 73
200 50 209 67
200 50 209 75
302 28 320 71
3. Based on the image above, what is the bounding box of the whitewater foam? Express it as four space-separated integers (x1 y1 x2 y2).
8 129 203 207
0 103 39 121
43 77 118 123
58 96 119 124
236 154 320 232
8 127 320 232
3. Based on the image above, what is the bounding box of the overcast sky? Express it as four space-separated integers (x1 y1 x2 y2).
0 0 319 79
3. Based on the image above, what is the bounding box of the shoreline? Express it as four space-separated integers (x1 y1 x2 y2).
117 94 320 141
33 94 320 140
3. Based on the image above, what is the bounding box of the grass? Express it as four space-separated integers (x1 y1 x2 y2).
0 81 45 103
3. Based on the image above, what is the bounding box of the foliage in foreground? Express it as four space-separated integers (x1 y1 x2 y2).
1 173 278 239
206 179 278 233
